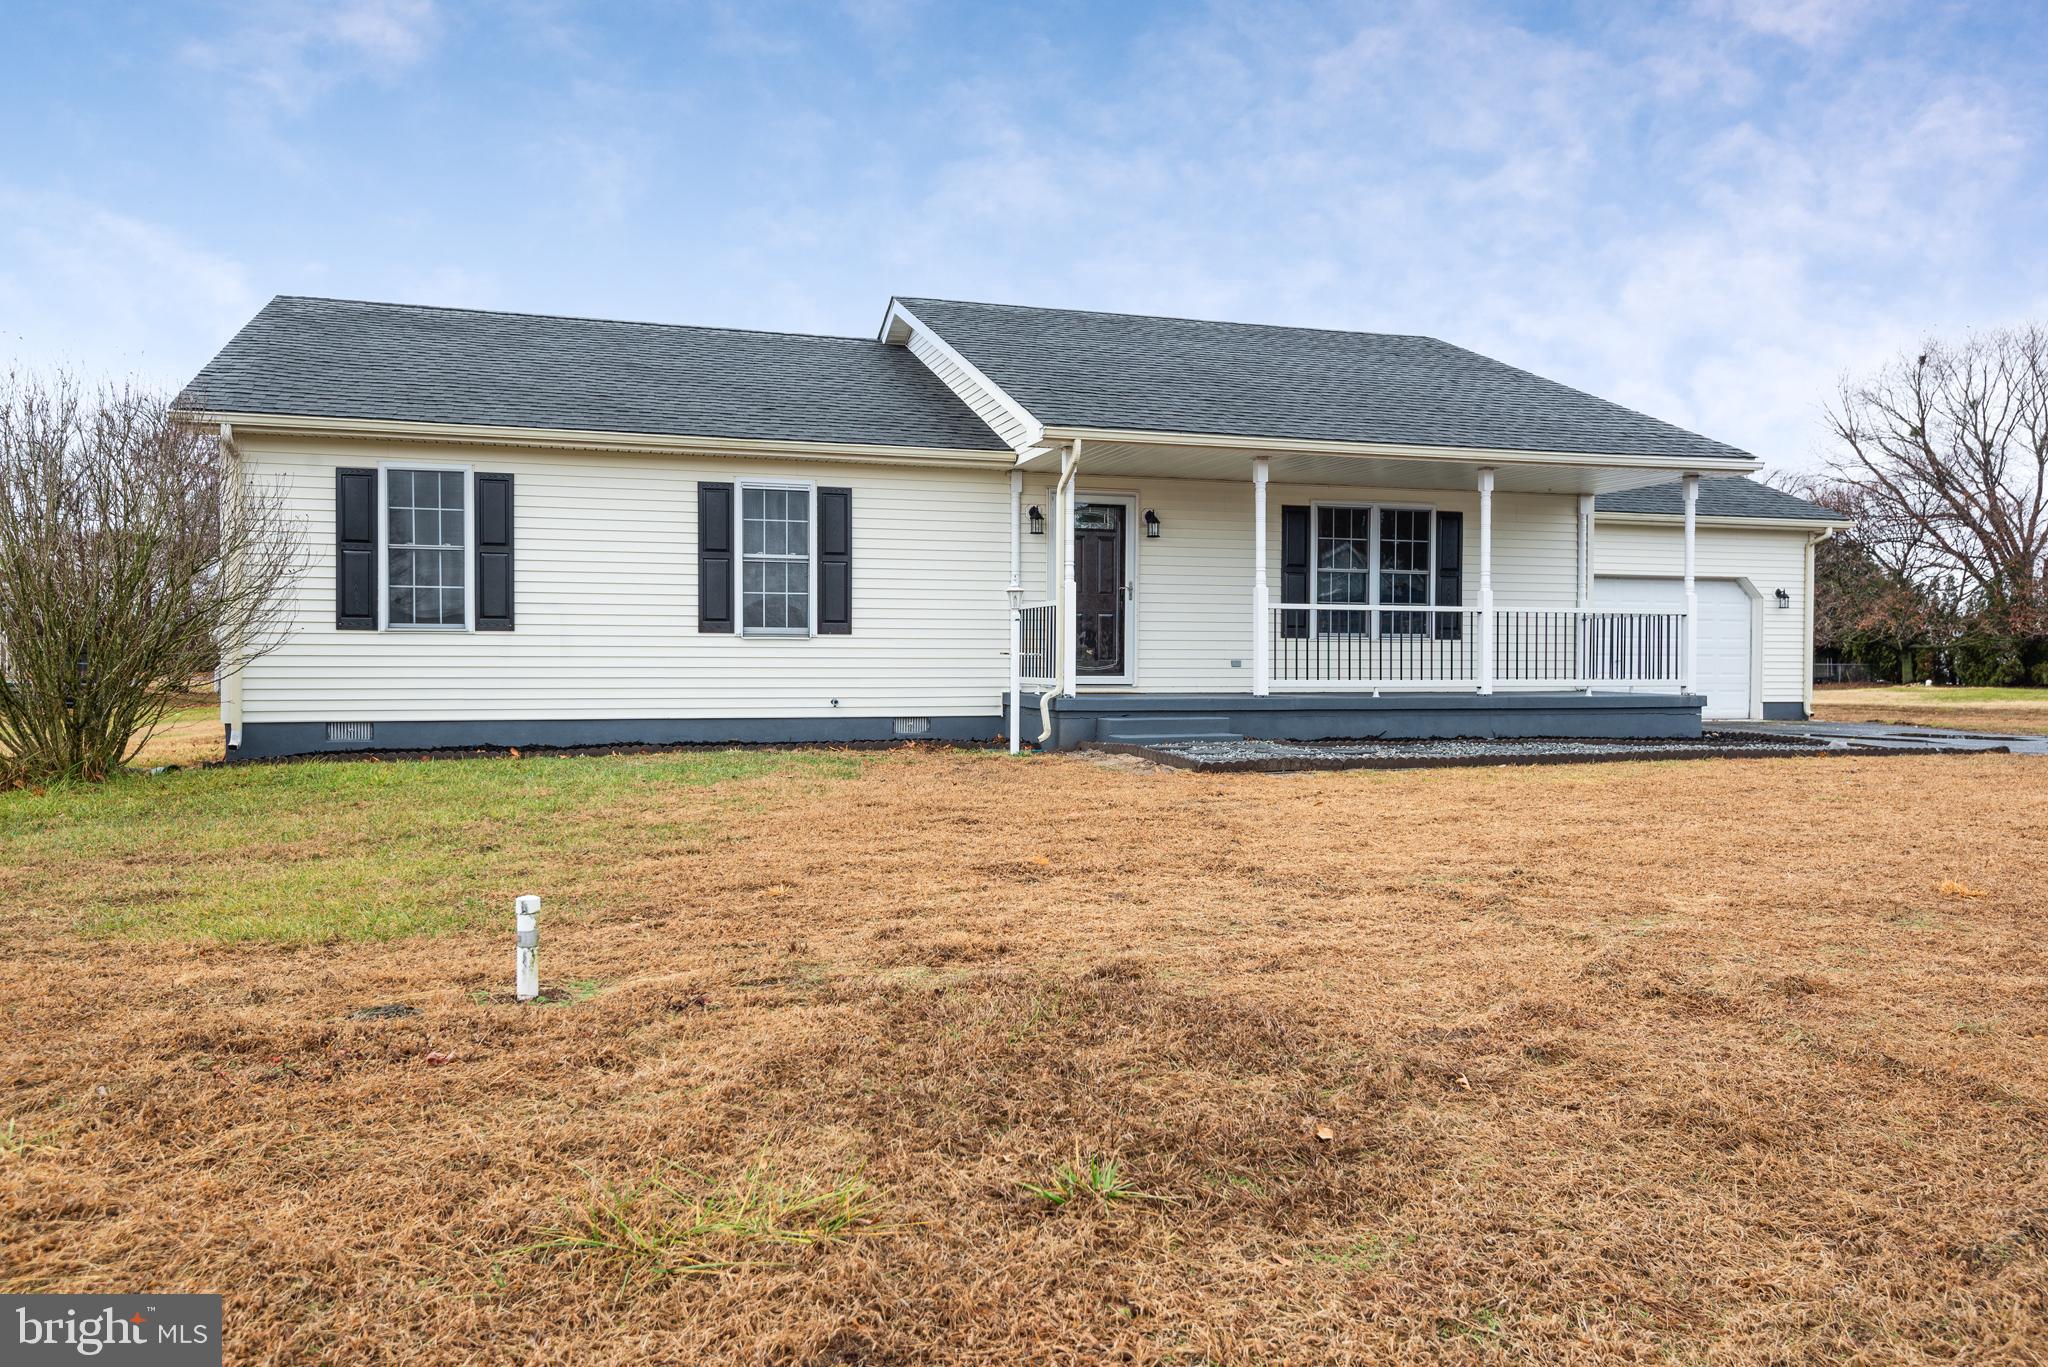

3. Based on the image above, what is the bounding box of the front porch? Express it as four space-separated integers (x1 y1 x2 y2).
1001 433 1738 750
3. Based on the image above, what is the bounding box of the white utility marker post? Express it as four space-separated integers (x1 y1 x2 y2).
1477 467 1496 695
514 895 540 1001
1007 468 1024 755
1252 456 1271 697
1059 441 1081 699
1681 473 1699 695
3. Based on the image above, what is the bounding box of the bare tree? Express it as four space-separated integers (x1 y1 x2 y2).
0 373 299 781
1826 327 2048 654
1768 472 1956 681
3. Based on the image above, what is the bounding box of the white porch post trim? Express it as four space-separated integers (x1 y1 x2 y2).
1007 468 1023 754
1575 492 1595 692
1252 456 1270 696
1477 467 1495 695
1682 472 1699 694
1575 494 1595 609
1059 440 1081 698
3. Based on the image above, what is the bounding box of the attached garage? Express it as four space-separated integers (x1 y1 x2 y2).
1594 479 1854 723
1595 576 1756 719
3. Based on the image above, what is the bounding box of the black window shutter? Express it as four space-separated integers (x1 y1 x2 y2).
475 473 514 631
1279 504 1311 640
1434 510 1464 640
817 487 851 634
698 482 734 633
336 467 376 630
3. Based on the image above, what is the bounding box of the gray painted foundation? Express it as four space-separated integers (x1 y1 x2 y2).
234 691 1712 760
1761 701 1809 721
1024 690 1706 750
233 713 1008 760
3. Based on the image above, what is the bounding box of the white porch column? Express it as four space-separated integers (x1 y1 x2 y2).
1252 456 1271 696
1477 467 1495 695
1574 492 1595 691
1575 494 1596 610
1682 472 1699 694
1007 468 1023 754
1059 441 1080 698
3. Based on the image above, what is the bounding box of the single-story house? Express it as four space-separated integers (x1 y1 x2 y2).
173 295 1851 758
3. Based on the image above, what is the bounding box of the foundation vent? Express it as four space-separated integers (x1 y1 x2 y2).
326 721 374 744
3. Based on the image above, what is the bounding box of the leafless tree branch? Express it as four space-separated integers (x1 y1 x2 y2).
0 372 301 781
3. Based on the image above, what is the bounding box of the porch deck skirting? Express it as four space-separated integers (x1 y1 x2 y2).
1025 690 1707 750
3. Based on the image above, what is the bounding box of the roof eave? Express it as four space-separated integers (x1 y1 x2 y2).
1035 424 1762 474
173 408 1016 467
1595 509 1854 531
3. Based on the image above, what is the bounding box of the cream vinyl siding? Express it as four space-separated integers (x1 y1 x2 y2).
1595 520 1812 704
1020 477 1584 692
237 435 1011 723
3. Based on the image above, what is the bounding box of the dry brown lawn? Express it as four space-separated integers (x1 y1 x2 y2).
1814 685 2048 737
4 747 2046 1363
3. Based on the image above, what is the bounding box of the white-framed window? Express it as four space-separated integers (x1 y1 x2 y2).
381 465 472 631
738 481 814 635
1312 502 1436 634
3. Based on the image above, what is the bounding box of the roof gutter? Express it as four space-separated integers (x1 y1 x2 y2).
172 410 1017 469
1030 425 1762 475
1596 510 1854 531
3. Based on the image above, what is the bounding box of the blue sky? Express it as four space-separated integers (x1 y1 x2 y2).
3 0 2043 472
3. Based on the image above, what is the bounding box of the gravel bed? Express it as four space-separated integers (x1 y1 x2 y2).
1091 731 1831 772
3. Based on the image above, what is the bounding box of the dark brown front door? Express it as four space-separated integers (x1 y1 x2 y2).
1075 503 1126 676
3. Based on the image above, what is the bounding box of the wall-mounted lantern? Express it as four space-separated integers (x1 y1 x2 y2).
1774 588 1791 610
1143 509 1162 538
1027 505 1045 535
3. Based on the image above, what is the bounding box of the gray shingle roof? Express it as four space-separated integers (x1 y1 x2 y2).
895 296 1749 461
175 296 1011 451
1597 478 1847 522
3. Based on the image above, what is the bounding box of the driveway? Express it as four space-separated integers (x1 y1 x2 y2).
1719 718 2048 755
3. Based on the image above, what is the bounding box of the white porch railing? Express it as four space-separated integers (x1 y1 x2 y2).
1268 606 1685 691
1270 606 1479 688
1017 601 1059 686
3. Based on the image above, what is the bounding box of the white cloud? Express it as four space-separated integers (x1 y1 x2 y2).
865 0 2039 471
0 188 260 387
179 0 442 115
1704 0 1884 46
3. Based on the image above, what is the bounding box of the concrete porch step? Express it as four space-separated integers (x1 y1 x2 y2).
1095 715 1242 743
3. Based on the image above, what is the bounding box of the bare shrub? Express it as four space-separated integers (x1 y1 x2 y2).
0 371 298 781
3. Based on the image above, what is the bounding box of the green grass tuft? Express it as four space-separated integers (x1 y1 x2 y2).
521 1163 897 1282
1021 1154 1165 1208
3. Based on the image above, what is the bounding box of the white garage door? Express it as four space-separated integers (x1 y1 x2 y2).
1594 577 1754 720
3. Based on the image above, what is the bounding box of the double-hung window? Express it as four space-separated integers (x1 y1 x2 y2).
1312 504 1436 635
740 483 812 634
1314 505 1374 634
385 468 469 629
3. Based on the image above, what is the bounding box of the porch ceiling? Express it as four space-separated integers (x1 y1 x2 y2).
1015 436 1755 495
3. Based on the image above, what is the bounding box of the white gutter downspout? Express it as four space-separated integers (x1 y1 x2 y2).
1038 440 1081 745
219 422 244 752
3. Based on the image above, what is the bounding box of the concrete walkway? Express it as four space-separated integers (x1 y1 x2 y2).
1718 719 2048 755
